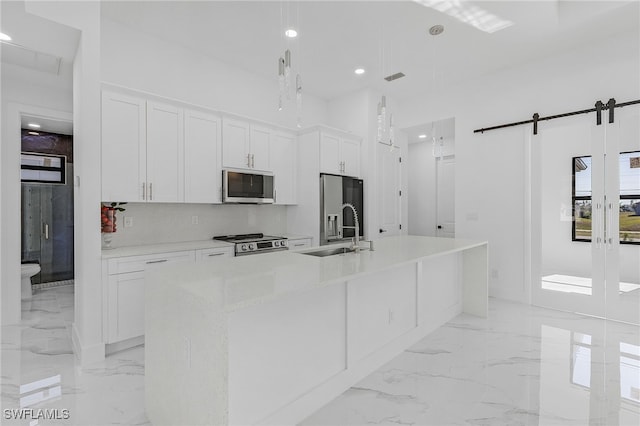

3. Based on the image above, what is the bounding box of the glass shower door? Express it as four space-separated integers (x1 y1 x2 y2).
21 164 74 284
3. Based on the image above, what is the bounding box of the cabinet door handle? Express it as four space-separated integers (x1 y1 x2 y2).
44 223 49 240
247 153 251 167
142 182 146 200
251 154 255 168
294 243 305 247
607 202 613 248
207 252 225 257
146 259 168 264
149 183 153 201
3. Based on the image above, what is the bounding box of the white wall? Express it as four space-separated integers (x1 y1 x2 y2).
398 30 640 303
101 18 327 129
110 203 288 247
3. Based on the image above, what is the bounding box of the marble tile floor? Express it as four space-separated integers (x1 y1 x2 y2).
2 286 639 425
1 286 147 426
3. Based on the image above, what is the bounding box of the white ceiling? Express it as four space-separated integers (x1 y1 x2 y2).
100 0 640 101
0 1 79 74
1 1 637 104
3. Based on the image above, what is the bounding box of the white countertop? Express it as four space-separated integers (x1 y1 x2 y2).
101 239 233 259
148 235 487 313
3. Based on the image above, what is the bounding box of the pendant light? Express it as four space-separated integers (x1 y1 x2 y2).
277 1 303 126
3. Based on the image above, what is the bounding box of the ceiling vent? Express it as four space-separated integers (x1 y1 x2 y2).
384 72 406 82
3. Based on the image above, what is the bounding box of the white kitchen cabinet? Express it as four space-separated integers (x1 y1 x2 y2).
249 124 271 171
101 91 146 202
320 131 361 177
102 91 185 203
184 110 222 203
341 137 361 177
271 131 297 204
195 246 234 261
146 101 184 203
105 250 194 344
222 118 251 170
320 133 341 175
222 118 271 171
287 237 311 250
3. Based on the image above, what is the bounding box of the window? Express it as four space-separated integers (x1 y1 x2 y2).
572 151 640 245
20 152 66 184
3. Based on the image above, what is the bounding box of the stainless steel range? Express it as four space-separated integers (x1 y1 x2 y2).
213 233 288 256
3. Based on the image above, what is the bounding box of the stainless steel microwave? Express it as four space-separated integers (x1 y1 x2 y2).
222 170 274 204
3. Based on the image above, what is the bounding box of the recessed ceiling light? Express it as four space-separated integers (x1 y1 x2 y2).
354 68 365 75
418 134 427 139
0 32 11 41
28 132 40 136
28 123 41 129
285 29 298 38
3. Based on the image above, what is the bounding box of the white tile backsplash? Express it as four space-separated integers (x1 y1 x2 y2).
107 203 288 247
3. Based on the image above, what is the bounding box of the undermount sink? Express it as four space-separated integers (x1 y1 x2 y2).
299 247 359 257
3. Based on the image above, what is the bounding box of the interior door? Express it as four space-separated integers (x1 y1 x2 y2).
532 108 640 325
377 143 401 237
436 156 455 238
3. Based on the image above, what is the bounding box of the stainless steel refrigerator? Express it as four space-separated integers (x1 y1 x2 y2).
320 173 364 245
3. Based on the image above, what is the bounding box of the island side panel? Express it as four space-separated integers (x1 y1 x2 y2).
145 269 229 426
462 244 489 317
418 253 463 329
227 283 347 426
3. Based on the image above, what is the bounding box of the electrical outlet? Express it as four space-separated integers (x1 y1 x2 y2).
191 215 199 225
124 216 133 228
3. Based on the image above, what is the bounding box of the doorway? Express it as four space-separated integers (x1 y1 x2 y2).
531 107 640 325
20 116 74 289
406 117 455 238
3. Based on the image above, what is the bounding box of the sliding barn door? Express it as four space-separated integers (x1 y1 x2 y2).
532 108 640 325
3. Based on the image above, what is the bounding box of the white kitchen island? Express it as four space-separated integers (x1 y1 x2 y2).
145 235 488 426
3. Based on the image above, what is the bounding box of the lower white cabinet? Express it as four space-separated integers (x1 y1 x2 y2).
287 237 312 250
195 246 234 261
104 247 232 346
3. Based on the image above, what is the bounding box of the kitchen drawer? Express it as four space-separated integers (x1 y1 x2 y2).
107 250 195 275
195 246 234 261
288 238 312 251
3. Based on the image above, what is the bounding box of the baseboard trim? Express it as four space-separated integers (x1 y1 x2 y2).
71 323 105 365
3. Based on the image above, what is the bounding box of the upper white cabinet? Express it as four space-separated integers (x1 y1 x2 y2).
249 124 271 171
222 118 271 172
271 131 297 205
341 138 361 177
102 92 184 203
146 101 184 203
102 89 222 204
184 110 222 203
101 91 146 202
320 131 361 177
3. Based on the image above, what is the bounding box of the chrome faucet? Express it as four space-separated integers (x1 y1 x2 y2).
341 203 360 252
